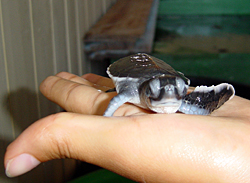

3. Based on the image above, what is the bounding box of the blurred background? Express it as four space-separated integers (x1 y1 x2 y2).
0 0 249 182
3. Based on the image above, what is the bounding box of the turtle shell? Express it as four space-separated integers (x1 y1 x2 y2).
107 53 189 85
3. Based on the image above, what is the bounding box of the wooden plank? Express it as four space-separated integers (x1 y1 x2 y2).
85 0 154 41
84 0 159 61
133 0 159 52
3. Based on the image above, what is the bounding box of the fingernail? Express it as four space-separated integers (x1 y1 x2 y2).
5 153 41 177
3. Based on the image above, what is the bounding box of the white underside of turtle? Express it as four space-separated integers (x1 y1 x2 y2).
104 53 235 117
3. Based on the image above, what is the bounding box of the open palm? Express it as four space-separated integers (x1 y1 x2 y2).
4 72 250 182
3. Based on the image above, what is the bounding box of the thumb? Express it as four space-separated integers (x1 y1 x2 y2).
4 112 127 178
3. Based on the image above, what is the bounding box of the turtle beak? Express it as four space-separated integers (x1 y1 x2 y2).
149 84 183 113
149 99 182 113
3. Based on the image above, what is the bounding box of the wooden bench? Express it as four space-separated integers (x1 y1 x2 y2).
84 0 159 61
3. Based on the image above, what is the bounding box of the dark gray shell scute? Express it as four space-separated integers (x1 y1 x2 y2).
108 53 187 83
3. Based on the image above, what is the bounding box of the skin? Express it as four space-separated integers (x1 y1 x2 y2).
4 72 250 182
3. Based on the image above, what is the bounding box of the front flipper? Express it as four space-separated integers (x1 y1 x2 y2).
179 83 235 115
104 93 132 117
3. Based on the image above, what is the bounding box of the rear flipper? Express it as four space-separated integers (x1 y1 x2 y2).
179 83 235 115
104 93 132 117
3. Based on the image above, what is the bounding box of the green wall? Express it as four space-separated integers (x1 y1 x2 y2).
154 1 250 85
159 0 250 15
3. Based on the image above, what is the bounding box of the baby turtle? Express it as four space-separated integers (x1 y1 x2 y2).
104 53 235 116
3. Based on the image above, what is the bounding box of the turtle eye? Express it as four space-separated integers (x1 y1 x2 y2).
175 77 187 96
149 78 161 98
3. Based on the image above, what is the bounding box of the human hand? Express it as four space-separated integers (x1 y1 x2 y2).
4 72 250 182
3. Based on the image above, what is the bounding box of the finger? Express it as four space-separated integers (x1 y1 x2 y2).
40 75 116 115
211 96 250 118
56 71 89 85
82 73 114 88
4 113 158 180
56 72 111 91
4 113 126 177
40 74 148 116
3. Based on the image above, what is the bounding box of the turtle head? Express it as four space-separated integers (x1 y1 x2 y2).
140 75 189 113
